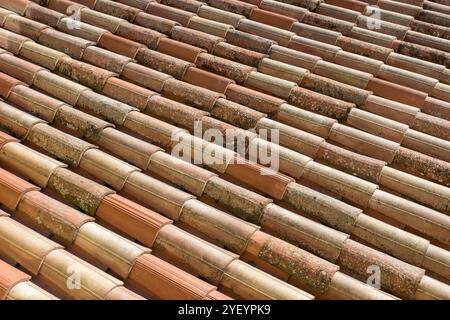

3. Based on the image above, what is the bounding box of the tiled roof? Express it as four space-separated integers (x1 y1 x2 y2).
0 0 448 300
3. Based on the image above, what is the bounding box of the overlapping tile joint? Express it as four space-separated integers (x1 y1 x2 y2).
0 0 448 300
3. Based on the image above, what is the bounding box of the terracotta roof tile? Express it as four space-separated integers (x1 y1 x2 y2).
259 0 308 20
238 18 295 46
415 275 450 300
245 71 296 98
288 35 340 62
24 3 64 27
256 117 323 156
148 150 216 196
225 157 294 199
128 253 219 299
116 0 151 11
225 83 284 113
369 189 450 245
3 14 49 41
291 22 340 45
47 167 114 215
317 3 360 22
249 8 296 30
0 142 66 187
38 28 94 60
38 249 124 299
198 5 244 27
363 94 419 125
412 112 450 141
0 215 62 274
209 0 256 16
76 90 136 125
334 50 383 75
248 232 339 294
161 0 205 13
147 2 196 26
378 0 422 17
0 259 31 300
315 59 373 88
122 171 195 220
0 8 14 26
0 102 45 141
97 193 171 247
7 85 62 123
347 108 409 143
97 32 143 58
71 0 98 8
380 166 450 212
121 62 172 91
288 86 354 120
422 96 450 120
211 97 264 129
421 245 450 281
73 221 149 278
274 103 337 137
302 11 355 34
0 167 39 210
153 224 237 284
157 37 203 63
0 71 24 98
400 129 450 164
0 53 44 84
82 46 131 74
79 148 139 190
0 28 30 54
329 122 400 163
172 25 224 51
0 0 29 15
18 41 66 71
78 9 122 34
136 48 191 79
348 26 397 48
0 129 17 147
102 77 155 111
162 77 223 110
301 72 370 106
221 259 312 299
56 56 115 91
366 77 428 108
1 0 450 300
134 10 180 34
188 15 233 38
56 18 106 42
316 141 386 183
116 22 162 49
145 94 209 129
97 127 161 169
94 0 141 22
226 29 275 53
337 239 424 300
180 198 259 253
17 189 94 244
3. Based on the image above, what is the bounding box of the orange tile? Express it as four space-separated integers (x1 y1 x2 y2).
0 167 39 211
225 156 294 200
0 72 24 98
98 32 144 59
250 8 296 30
0 259 30 300
365 77 427 108
183 67 233 94
96 194 172 247
157 37 204 63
